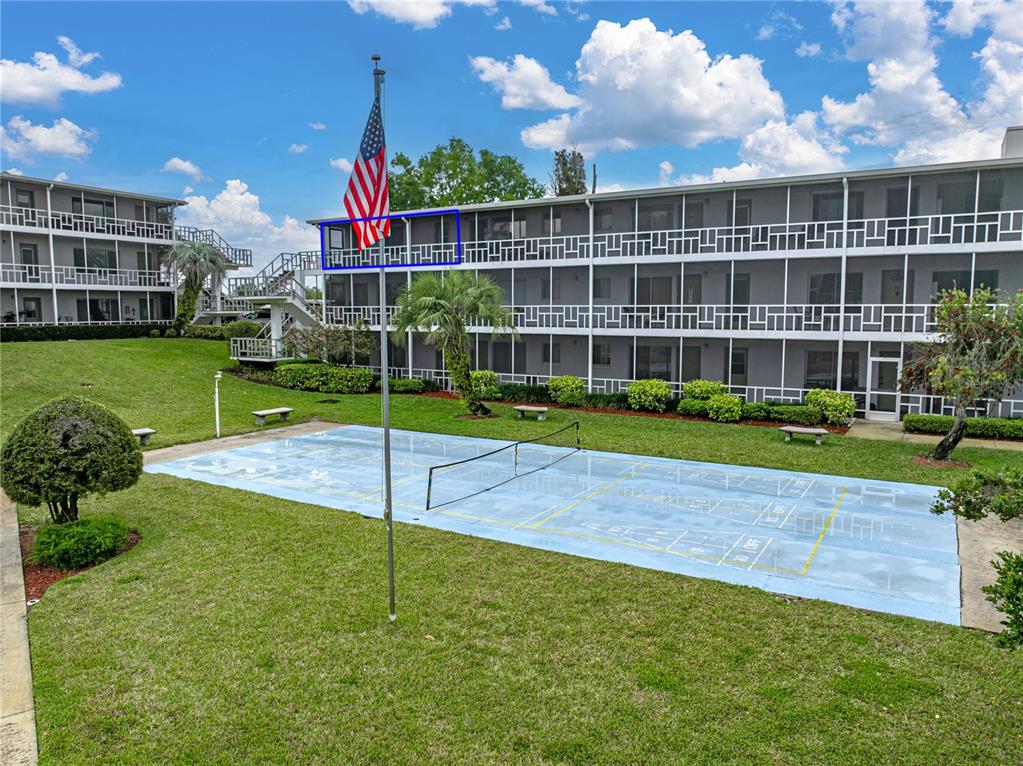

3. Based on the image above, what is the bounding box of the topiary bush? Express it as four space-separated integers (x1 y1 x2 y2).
548 375 586 406
681 379 727 401
627 379 673 412
767 404 823 426
498 383 552 404
32 516 130 570
0 396 142 523
677 398 709 418
805 388 857 425
740 401 771 421
470 370 501 401
903 413 1023 440
320 366 374 394
984 551 1023 649
706 394 743 422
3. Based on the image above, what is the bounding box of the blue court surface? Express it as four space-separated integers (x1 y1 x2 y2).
146 425 960 624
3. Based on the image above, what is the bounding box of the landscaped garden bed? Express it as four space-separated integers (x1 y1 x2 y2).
20 524 140 601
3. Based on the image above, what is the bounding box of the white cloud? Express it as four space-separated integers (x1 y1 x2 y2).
943 0 1023 44
54 171 69 182
519 19 784 154
595 182 625 193
471 54 582 110
495 15 512 30
162 156 206 181
0 36 121 107
894 128 1005 165
177 179 319 271
346 0 495 29
182 185 194 195
756 9 803 41
796 41 822 57
5 168 24 175
1 116 96 159
658 160 674 186
288 143 309 154
330 157 354 173
308 121 327 130
519 0 556 15
677 112 846 184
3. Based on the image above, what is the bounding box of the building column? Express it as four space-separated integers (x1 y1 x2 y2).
45 183 58 325
836 177 850 392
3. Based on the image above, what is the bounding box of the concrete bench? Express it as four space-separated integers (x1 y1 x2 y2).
131 428 156 446
513 405 548 422
252 407 293 426
779 425 830 445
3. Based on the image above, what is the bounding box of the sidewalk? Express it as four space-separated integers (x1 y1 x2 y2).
846 419 1023 452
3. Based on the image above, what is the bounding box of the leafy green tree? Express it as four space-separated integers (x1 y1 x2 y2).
389 138 546 210
165 241 230 335
1 396 142 523
282 321 378 366
900 287 1023 460
551 147 587 196
390 271 516 416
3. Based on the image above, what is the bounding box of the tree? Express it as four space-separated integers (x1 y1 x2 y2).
899 287 1023 460
389 138 546 210
282 321 378 366
0 396 142 524
165 241 230 335
551 147 587 196
390 271 516 416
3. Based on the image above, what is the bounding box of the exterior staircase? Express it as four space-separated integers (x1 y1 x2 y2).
175 226 253 267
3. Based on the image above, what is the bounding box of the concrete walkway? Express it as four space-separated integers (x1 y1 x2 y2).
143 419 337 465
846 418 1023 451
0 490 37 766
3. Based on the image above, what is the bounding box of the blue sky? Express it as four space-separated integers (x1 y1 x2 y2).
2 1 1020 265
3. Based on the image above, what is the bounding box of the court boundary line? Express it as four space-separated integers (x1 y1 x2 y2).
800 487 849 574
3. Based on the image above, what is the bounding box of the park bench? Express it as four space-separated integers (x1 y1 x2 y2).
131 427 156 446
513 405 548 422
252 407 293 426
779 425 830 446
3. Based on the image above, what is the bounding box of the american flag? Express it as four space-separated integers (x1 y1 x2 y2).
343 94 390 251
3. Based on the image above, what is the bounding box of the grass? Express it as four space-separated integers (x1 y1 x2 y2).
1 338 1019 486
3 338 1022 763
23 476 1023 765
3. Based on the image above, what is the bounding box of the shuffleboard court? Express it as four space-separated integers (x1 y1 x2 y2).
146 424 959 624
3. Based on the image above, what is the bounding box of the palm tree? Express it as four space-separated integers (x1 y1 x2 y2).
391 270 516 416
165 241 229 335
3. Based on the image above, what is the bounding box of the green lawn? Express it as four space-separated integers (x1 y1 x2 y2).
1 338 1018 486
4 338 1022 764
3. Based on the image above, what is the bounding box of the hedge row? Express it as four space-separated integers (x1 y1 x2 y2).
272 364 373 394
0 323 173 343
183 320 261 341
903 413 1023 440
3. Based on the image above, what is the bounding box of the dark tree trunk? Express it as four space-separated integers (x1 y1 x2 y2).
47 495 79 524
928 402 969 461
446 340 490 416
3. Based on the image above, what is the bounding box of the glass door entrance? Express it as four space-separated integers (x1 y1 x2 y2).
867 357 901 421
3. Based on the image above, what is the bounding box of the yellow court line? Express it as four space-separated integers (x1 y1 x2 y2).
800 486 848 575
524 463 652 529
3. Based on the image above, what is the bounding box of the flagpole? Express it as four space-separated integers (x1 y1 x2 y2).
373 54 397 623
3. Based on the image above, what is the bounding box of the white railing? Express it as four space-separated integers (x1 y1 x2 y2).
0 263 172 287
1 318 172 327
197 294 253 314
0 204 173 240
230 337 288 360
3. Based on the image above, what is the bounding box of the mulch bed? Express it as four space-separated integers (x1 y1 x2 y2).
911 455 971 468
19 525 141 602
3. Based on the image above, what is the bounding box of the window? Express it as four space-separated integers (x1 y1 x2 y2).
937 182 974 214
328 226 348 250
353 282 370 306
87 298 119 322
812 191 864 221
683 201 704 229
635 276 672 305
804 351 860 390
21 297 42 321
978 178 1004 212
73 248 117 270
593 342 611 366
511 218 527 238
931 270 998 296
542 342 561 365
638 204 673 231
730 348 747 378
15 189 35 208
593 277 611 301
594 205 615 232
483 216 511 240
542 213 562 236
725 274 751 306
493 341 512 373
134 204 147 222
72 197 115 218
808 273 863 305
885 186 919 218
541 278 561 301
727 199 752 227
19 244 38 265
635 345 672 380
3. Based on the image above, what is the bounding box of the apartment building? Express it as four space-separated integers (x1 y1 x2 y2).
0 173 251 327
223 133 1015 422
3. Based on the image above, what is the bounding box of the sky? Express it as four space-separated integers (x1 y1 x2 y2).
1 0 1021 270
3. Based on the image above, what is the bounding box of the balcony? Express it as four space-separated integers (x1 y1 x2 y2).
229 337 290 362
0 263 173 288
0 204 174 241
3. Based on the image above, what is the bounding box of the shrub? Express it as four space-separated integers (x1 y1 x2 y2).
548 375 586 406
0 396 142 523
32 516 130 570
584 392 631 411
768 404 823 426
681 379 727 401
222 320 261 339
319 366 374 394
740 401 771 420
903 413 1023 440
930 468 1023 522
706 394 743 423
183 325 226 340
470 370 501 401
0 323 171 343
377 377 426 394
628 379 673 412
148 329 162 338
497 383 552 404
805 388 856 425
272 363 327 390
677 398 709 418
984 551 1023 649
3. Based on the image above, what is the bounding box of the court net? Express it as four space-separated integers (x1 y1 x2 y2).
425 421 581 511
